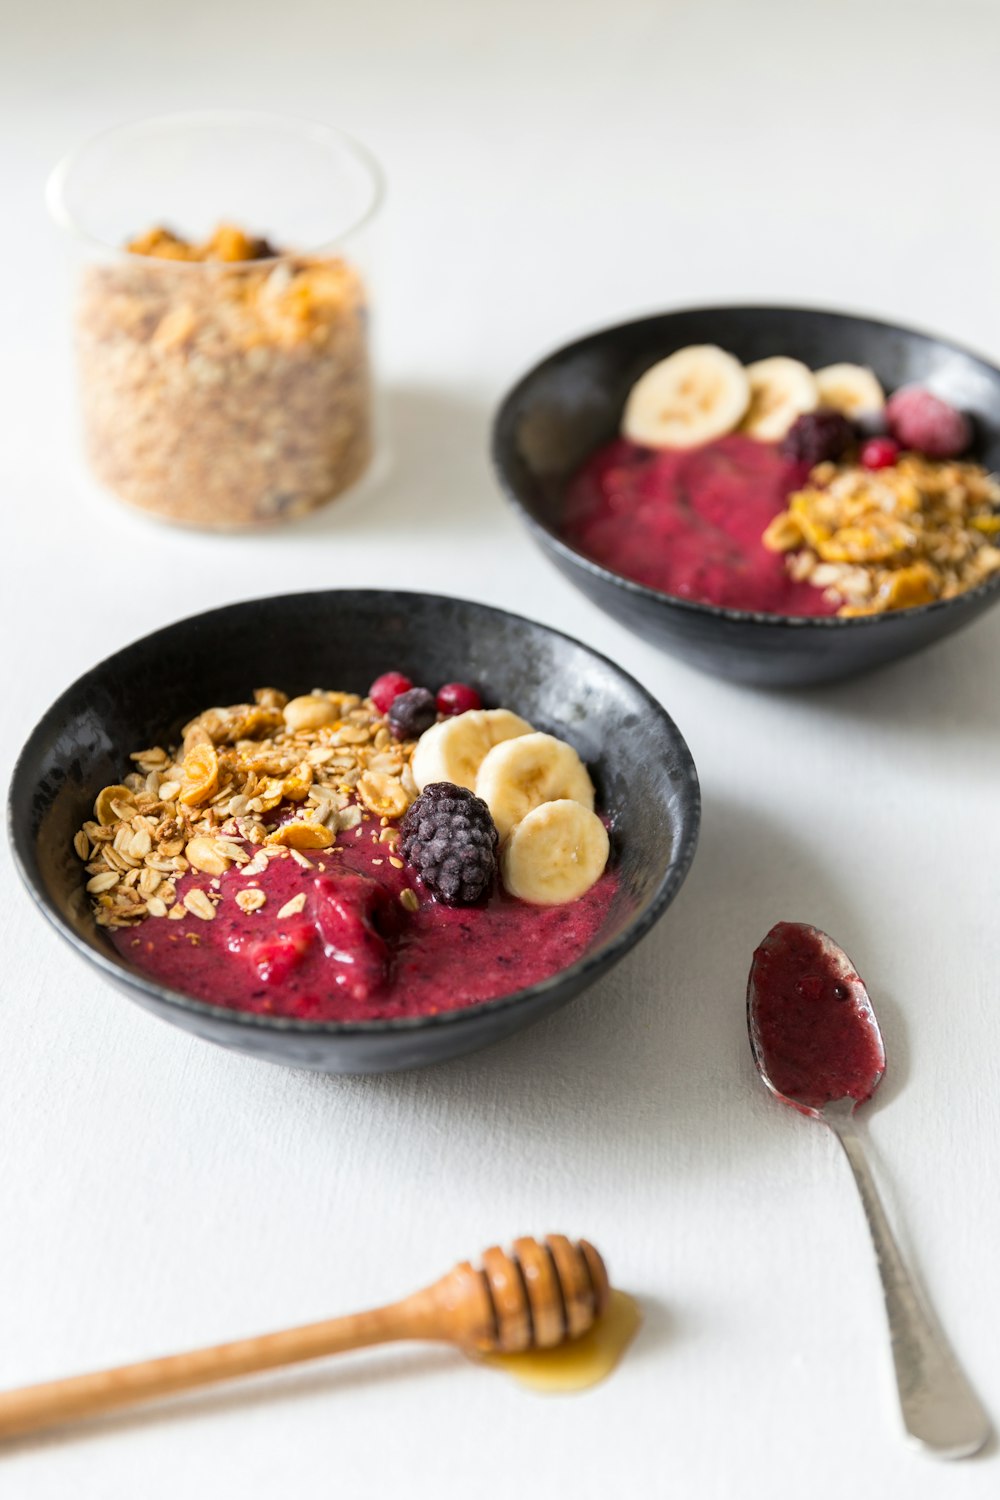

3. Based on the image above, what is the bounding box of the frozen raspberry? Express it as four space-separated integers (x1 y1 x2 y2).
388 687 437 741
860 436 900 471
886 386 971 459
247 923 316 985
399 783 498 905
436 682 482 716
313 875 395 1002
780 409 855 466
369 671 412 714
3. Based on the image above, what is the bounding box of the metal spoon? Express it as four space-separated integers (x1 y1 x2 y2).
748 921 990 1460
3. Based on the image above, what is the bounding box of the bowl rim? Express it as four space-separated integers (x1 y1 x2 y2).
491 302 1000 630
8 588 701 1040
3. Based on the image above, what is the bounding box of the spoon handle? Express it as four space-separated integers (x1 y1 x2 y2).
824 1103 990 1459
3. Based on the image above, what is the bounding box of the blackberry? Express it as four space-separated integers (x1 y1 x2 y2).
781 408 855 466
399 783 499 905
388 687 437 741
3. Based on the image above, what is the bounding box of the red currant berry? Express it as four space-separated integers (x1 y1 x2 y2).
860 436 900 471
436 682 482 716
369 671 412 714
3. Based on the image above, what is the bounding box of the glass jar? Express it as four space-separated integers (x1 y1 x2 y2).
47 110 384 530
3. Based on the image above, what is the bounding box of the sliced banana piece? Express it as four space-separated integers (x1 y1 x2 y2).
475 731 595 843
411 708 532 793
501 800 610 906
814 363 885 418
621 345 750 449
741 357 819 441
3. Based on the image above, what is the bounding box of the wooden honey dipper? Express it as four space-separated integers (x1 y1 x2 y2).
0 1235 608 1442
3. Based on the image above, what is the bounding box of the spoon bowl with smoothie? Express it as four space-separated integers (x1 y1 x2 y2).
748 920 990 1459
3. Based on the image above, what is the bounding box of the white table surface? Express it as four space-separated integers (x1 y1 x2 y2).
2 0 999 1493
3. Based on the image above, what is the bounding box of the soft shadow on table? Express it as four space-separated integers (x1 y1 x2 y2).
751 603 1000 751
294 794 911 1183
0 1345 459 1457
285 384 501 542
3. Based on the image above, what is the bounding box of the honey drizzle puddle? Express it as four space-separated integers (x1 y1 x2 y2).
474 1290 641 1392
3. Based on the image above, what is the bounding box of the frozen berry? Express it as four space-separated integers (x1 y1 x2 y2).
388 687 437 741
399 783 498 905
780 409 855 466
247 923 315 985
860 436 900 471
885 386 971 459
436 682 482 716
369 671 412 714
313 875 395 1002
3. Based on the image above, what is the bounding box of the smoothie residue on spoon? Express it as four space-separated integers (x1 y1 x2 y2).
747 919 885 1114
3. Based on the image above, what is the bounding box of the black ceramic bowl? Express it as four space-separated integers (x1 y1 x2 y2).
9 591 700 1075
492 306 1000 687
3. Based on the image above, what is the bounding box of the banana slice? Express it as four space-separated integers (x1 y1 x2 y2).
814 363 885 418
501 800 610 905
741 357 819 441
475 731 595 843
621 345 750 449
411 708 533 793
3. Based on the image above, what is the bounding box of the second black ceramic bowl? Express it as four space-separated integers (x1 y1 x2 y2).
9 590 700 1075
492 305 1000 687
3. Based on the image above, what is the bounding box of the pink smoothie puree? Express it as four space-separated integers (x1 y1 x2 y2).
562 433 838 616
112 810 617 1023
749 922 883 1113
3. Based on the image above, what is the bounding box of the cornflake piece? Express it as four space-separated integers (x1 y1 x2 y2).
268 821 335 851
357 770 410 820
94 785 135 826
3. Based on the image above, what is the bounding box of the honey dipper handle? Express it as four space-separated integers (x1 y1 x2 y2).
0 1293 443 1442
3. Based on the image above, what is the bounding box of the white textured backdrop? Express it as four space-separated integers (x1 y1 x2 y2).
2 1 999 1494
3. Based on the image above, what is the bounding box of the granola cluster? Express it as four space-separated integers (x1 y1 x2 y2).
762 454 1000 615
75 688 418 930
75 223 372 529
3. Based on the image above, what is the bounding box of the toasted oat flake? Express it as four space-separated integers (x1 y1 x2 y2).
278 893 307 919
400 888 419 913
183 888 217 921
235 888 267 914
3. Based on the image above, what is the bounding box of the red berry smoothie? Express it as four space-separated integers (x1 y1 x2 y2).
112 811 616 1022
748 922 884 1113
561 434 838 616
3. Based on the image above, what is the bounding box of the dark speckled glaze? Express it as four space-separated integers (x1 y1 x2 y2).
8 591 700 1074
492 306 1000 687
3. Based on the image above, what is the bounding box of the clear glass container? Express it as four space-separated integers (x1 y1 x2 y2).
47 110 384 530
